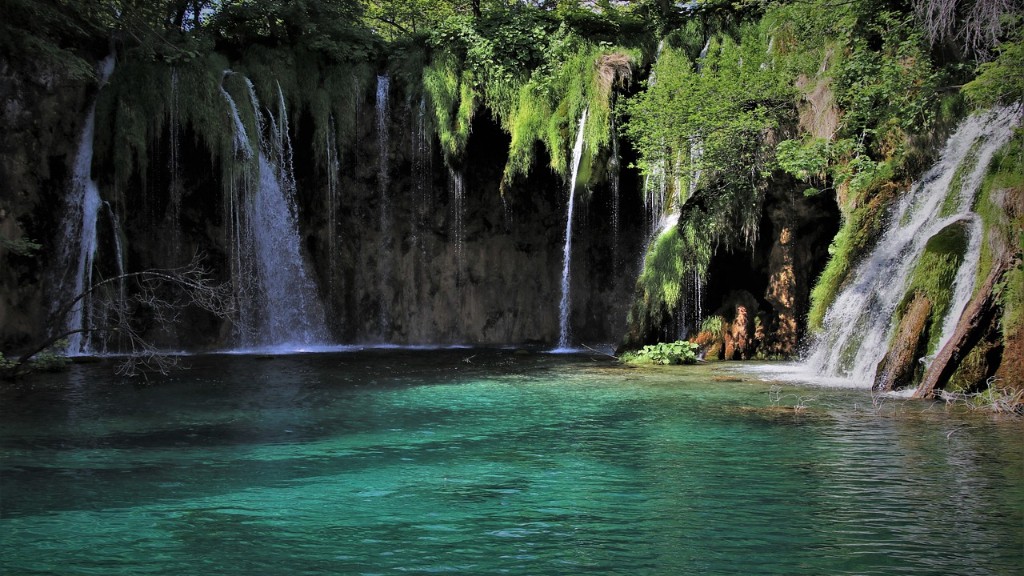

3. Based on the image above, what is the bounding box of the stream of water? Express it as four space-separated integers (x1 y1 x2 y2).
1 352 1021 575
557 109 589 351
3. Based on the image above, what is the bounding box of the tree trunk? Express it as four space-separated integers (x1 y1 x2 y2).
913 252 1010 398
875 292 932 392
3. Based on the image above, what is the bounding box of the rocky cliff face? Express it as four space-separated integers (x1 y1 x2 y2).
0 61 649 353
0 54 839 357
0 59 90 351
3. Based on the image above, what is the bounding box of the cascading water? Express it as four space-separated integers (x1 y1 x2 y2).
220 73 328 350
54 55 116 355
556 108 589 350
802 106 1022 384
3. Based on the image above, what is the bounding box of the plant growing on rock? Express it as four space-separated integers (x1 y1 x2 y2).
621 340 700 365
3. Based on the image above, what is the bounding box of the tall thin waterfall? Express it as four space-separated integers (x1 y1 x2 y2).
167 67 183 260
325 114 341 302
411 96 433 251
609 114 622 268
803 106 1022 384
375 74 392 338
220 74 328 349
448 167 466 287
557 108 588 350
55 55 116 355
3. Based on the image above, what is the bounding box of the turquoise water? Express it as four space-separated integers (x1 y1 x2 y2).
1 350 1022 575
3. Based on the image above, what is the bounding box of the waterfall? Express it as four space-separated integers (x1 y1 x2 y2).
325 114 341 302
802 106 1022 384
168 67 183 260
557 108 588 350
609 114 622 268
411 96 433 251
220 74 328 350
448 167 466 288
375 74 392 338
54 55 116 356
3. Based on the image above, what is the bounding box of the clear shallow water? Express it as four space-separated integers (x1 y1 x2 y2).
1 352 1021 575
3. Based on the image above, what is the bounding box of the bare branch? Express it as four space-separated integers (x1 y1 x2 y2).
5 252 233 380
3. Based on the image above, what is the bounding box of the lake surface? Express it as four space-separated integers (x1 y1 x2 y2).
1 350 1022 575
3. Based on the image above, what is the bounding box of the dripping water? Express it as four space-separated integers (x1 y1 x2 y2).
448 167 466 289
325 114 341 305
168 67 183 260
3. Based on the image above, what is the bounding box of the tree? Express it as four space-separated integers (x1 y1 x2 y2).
2 254 233 380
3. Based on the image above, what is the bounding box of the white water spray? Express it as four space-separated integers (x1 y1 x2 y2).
802 106 1022 385
220 74 328 349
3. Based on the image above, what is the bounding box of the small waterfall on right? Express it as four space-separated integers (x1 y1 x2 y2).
802 106 1022 384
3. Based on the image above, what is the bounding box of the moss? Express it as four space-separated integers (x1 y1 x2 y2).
946 338 999 393
807 180 899 331
899 223 969 355
940 139 983 217
423 54 477 161
974 129 1024 297
700 315 725 338
625 228 687 340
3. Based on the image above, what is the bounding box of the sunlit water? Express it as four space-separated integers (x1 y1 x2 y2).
2 352 1021 575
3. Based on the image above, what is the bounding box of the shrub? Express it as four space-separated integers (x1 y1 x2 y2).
622 340 700 365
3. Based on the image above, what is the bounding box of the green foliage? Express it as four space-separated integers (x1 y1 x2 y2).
0 341 69 379
973 128 1024 341
623 25 793 199
700 315 725 338
424 9 644 186
832 12 941 139
628 228 687 337
962 33 1024 107
622 340 700 365
0 0 106 80
210 0 376 61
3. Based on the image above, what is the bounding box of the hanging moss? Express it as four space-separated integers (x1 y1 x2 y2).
625 228 687 342
94 52 234 195
423 53 477 161
422 13 640 190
